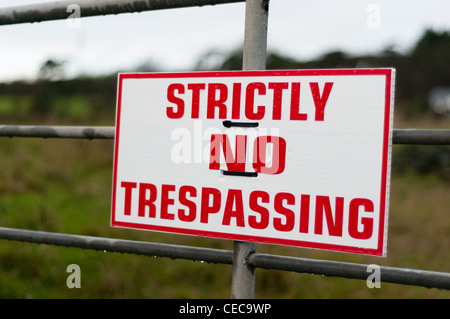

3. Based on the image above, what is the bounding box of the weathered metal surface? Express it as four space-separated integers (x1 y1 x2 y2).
230 0 269 299
247 253 450 290
0 226 234 264
0 0 244 26
0 125 449 145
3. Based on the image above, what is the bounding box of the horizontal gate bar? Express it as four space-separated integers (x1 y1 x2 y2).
0 227 233 265
247 253 450 290
0 125 449 145
393 128 450 145
0 226 448 290
0 0 244 26
0 125 114 139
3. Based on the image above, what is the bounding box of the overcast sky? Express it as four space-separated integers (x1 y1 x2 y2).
1 0 450 82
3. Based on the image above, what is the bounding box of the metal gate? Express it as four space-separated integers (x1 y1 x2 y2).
0 0 449 298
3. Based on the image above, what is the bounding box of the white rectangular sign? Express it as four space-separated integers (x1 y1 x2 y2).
111 69 395 256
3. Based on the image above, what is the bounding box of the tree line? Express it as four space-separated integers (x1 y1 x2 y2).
0 28 449 118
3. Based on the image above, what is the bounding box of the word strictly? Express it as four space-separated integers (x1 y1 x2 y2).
166 81 333 121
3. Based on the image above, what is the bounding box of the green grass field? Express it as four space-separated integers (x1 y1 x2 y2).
0 112 448 298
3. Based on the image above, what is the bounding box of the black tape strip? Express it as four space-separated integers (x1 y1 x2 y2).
222 120 259 128
221 170 258 177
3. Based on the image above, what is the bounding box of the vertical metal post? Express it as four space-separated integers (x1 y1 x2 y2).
242 0 269 71
230 0 269 299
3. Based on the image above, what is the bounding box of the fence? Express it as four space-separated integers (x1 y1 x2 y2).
0 0 449 298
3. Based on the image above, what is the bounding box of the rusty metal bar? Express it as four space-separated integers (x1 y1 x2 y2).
0 0 245 26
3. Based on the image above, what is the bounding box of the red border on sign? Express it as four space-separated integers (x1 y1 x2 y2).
111 69 394 257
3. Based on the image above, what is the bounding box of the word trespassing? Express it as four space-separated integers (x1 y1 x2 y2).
119 182 375 240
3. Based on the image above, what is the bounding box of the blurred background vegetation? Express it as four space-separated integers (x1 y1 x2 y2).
0 28 448 298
